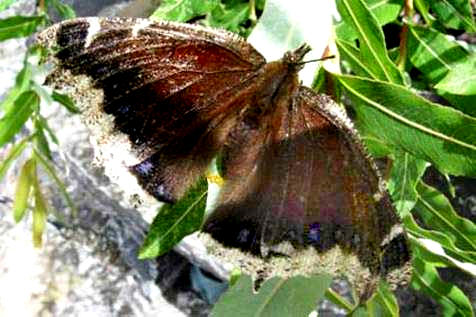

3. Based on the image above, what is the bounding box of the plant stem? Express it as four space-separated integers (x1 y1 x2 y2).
396 0 414 71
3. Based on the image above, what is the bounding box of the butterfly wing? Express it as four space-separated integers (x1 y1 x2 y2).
38 17 266 202
205 86 409 275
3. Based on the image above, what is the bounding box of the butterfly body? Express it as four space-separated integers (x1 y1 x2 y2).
37 17 411 297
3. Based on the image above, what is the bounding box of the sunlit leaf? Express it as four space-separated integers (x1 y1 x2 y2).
0 90 39 147
33 148 77 216
435 55 476 96
139 178 207 259
50 0 76 19
429 0 476 32
0 0 15 12
414 182 476 253
0 16 44 41
150 0 218 22
336 0 404 41
365 282 399 316
211 274 332 317
388 151 428 217
336 0 404 84
51 90 80 114
411 257 474 316
0 135 30 182
407 26 468 83
32 161 47 248
0 63 32 113
13 158 35 222
336 74 476 177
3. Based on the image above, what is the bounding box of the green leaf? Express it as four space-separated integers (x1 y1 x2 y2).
150 0 218 22
50 0 76 19
387 151 428 217
0 63 32 112
0 0 15 12
325 288 355 313
35 115 59 145
335 74 476 177
429 0 476 32
51 90 80 114
411 257 474 316
0 90 39 147
211 274 332 317
435 54 476 96
34 119 53 160
404 214 476 267
13 158 35 222
336 0 404 41
205 1 249 35
32 163 47 248
438 92 476 118
336 0 404 84
0 16 45 41
365 282 399 316
336 39 374 78
414 182 476 253
0 135 30 182
414 0 435 25
139 178 207 259
407 26 469 83
33 148 77 216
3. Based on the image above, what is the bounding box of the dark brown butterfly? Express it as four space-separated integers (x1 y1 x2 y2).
37 17 410 298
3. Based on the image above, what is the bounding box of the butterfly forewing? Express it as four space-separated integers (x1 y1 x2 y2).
39 17 266 202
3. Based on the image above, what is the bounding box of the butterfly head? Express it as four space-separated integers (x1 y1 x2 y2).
283 44 312 70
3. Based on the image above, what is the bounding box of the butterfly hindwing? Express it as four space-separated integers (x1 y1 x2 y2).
205 87 408 274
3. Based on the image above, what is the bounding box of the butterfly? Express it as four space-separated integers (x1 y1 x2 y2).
37 17 410 298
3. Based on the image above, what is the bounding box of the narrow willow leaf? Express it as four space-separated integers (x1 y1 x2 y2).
0 90 39 147
36 115 58 145
365 282 399 317
405 214 476 269
325 288 355 313
336 74 476 177
51 90 80 113
151 0 218 22
50 0 76 19
336 0 403 84
32 161 47 248
0 0 15 12
408 26 468 83
33 148 77 216
335 39 373 78
0 16 44 41
429 0 476 32
139 178 207 259
211 274 332 317
411 257 474 316
414 181 476 253
13 158 35 222
336 0 404 41
387 151 428 217
435 55 476 96
0 63 32 112
34 119 53 160
0 135 30 182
